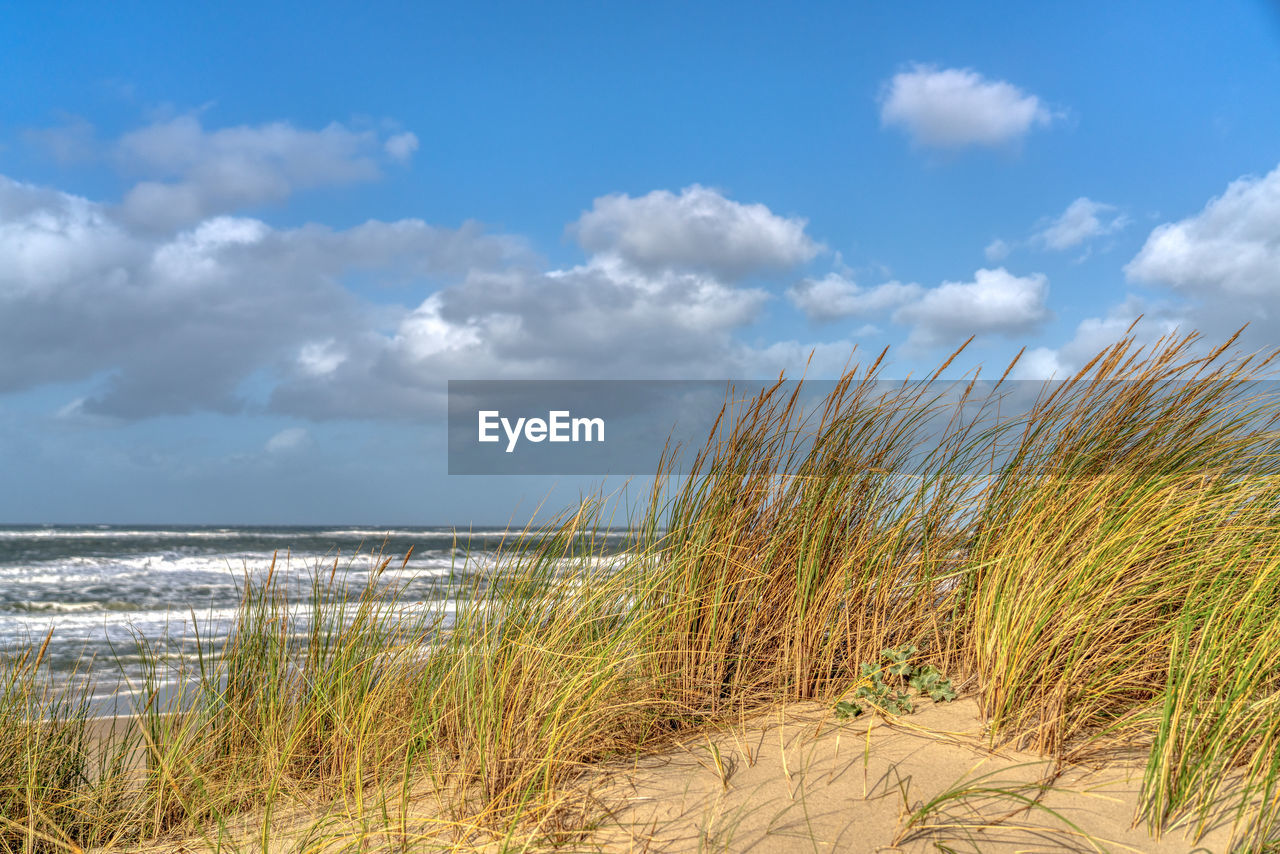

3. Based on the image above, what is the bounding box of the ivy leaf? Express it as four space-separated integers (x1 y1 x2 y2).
834 700 864 720
929 682 958 703
910 665 941 692
882 644 919 678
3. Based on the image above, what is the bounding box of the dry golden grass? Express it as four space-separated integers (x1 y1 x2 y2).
3 326 1279 852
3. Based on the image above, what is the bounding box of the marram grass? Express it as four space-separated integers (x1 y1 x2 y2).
3 328 1280 852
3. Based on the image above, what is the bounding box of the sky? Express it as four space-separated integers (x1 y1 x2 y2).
1 0 1279 524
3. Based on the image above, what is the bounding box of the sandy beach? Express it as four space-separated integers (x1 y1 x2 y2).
587 698 1235 854
9 337 1280 852
107 697 1237 853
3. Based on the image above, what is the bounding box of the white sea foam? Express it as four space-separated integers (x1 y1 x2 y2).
0 524 630 688
0 597 460 644
0 529 286 540
313 528 509 538
0 527 503 541
8 601 106 613
0 551 463 576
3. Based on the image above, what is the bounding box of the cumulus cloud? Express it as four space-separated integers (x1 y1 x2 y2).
270 255 771 419
114 115 411 229
1035 197 1128 251
1012 298 1186 380
880 64 1055 149
984 238 1011 262
2 128 1091 424
1017 164 1280 380
265 427 310 453
1 165 829 421
0 176 141 299
1126 164 1280 297
787 273 921 322
893 267 1052 348
0 175 528 418
384 131 419 163
296 339 347 377
737 337 877 379
570 184 821 280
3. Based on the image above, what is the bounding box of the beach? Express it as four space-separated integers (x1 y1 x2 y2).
0 525 633 712
5 337 1280 852
81 699 1241 852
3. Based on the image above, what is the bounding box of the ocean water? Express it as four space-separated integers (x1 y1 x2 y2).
0 524 603 711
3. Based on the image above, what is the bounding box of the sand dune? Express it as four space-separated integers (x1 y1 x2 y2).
586 698 1234 854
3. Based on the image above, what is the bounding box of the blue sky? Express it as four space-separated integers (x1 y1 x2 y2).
2 0 1279 523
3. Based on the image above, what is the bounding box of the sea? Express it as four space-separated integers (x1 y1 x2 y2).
0 524 600 713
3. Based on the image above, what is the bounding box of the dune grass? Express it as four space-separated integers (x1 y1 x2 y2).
3 327 1280 852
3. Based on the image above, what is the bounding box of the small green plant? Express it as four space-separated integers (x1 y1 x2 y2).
909 664 958 703
855 658 914 715
834 645 957 720
832 699 864 719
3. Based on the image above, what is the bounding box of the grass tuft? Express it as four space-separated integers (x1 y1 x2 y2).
3 327 1280 851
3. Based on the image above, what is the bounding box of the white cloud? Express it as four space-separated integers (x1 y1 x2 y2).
571 184 821 280
1010 346 1065 382
984 238 1011 262
0 174 527 418
296 339 347 377
1020 165 1280 377
737 337 871 379
269 254 773 419
150 215 271 284
1036 197 1127 251
787 273 921 322
2 164 831 420
115 115 411 229
1010 298 1185 380
880 64 1055 149
4 161 1071 419
265 427 309 453
893 267 1051 348
6 120 836 423
13 131 1172 424
1126 164 1280 297
0 176 141 298
384 132 419 163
